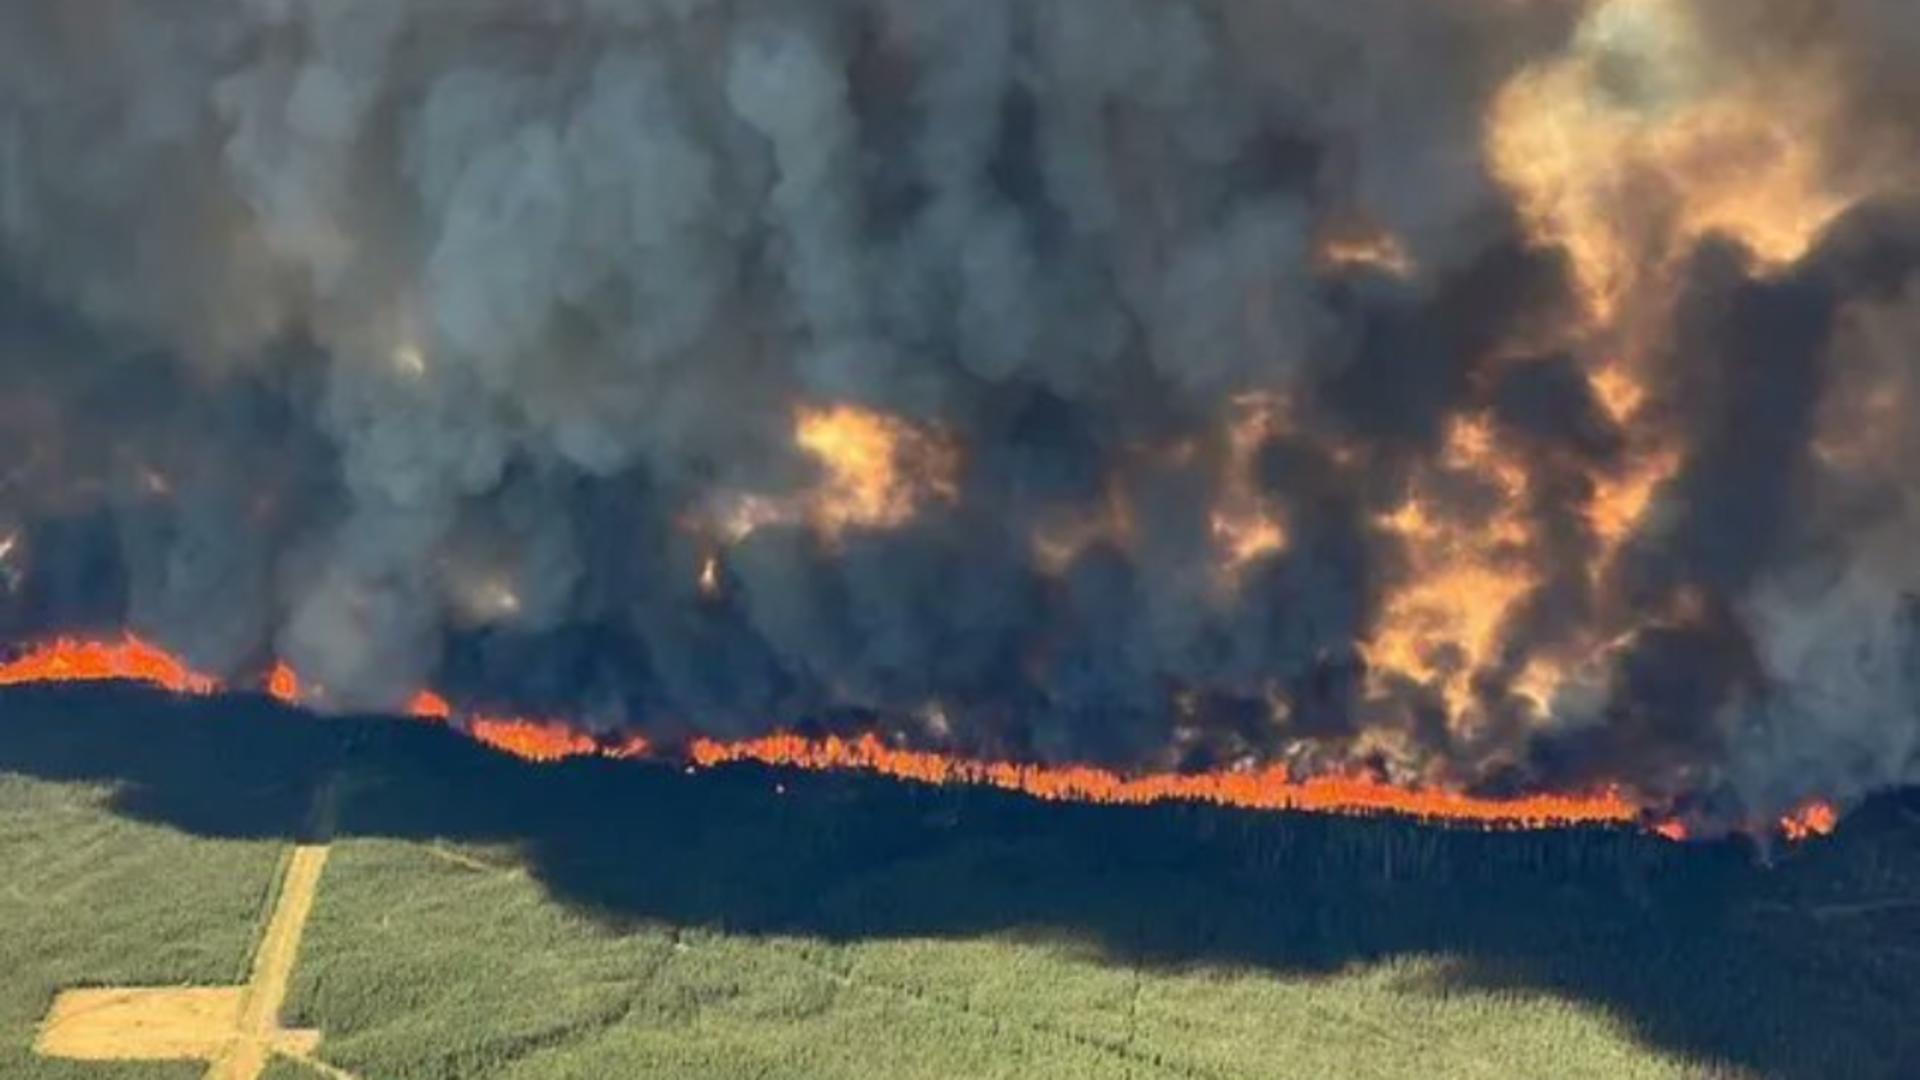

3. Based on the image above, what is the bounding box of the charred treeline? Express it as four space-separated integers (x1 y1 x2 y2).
2 1 1919 824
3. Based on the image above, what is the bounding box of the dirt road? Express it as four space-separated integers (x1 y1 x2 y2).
207 842 330 1080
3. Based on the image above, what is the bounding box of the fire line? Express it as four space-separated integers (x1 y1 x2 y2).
0 635 1839 842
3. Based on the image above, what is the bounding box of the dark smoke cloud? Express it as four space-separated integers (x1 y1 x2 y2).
1 0 1918 822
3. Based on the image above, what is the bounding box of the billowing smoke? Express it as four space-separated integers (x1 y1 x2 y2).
2 0 1918 823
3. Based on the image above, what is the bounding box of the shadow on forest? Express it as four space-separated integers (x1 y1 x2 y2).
0 683 1916 1078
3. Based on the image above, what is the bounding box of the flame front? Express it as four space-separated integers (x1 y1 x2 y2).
0 0 1903 859
0 635 1843 841
0 636 217 696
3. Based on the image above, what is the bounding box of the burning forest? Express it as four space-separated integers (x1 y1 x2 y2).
1 0 1917 839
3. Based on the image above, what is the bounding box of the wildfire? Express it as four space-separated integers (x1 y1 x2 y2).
1031 396 1290 583
711 404 960 545
1487 0 1850 323
795 405 958 535
0 635 217 695
1590 446 1682 548
1314 213 1417 278
1586 362 1683 550
468 717 600 763
0 634 1845 841
1363 415 1541 720
1031 497 1131 576
685 733 1641 829
1780 800 1840 842
406 690 452 721
265 662 301 704
1209 395 1291 581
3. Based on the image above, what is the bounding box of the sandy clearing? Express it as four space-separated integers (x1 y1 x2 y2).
34 987 243 1060
34 838 338 1080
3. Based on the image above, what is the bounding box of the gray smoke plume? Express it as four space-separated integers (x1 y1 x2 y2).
2 0 1918 824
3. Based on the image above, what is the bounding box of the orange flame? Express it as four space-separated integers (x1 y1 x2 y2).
265 662 301 705
0 635 1845 842
0 636 217 695
683 732 1640 829
1779 800 1839 842
406 690 452 721
468 717 601 763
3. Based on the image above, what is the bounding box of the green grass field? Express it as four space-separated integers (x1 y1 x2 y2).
1 685 1916 1079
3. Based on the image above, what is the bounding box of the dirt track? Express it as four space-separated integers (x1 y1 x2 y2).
208 842 330 1080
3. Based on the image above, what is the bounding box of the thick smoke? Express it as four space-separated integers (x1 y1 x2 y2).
2 0 1918 822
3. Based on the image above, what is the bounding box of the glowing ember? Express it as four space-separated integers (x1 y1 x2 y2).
0 635 1849 842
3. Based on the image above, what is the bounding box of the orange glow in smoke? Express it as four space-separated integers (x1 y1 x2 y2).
1487 0 1852 324
0 635 1844 841
709 404 960 545
1209 394 1291 581
1363 415 1541 721
1316 230 1416 279
1590 447 1681 547
795 404 959 537
1586 362 1683 551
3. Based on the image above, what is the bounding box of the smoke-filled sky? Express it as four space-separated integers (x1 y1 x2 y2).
2 0 1918 822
